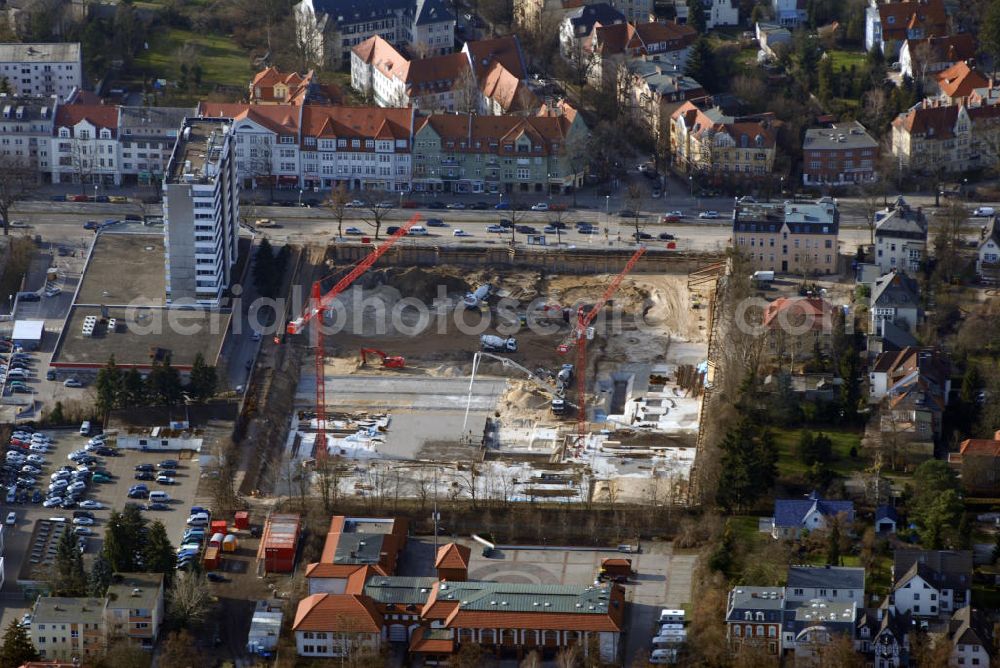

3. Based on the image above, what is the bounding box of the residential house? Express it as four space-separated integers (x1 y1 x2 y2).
104 573 165 649
785 566 865 605
30 597 107 661
949 431 1000 496
869 272 921 336
946 606 995 668
868 344 945 404
875 505 899 534
351 35 473 111
462 35 536 115
725 586 785 655
756 22 792 60
899 34 976 80
675 0 738 29
621 58 705 143
248 66 341 106
117 106 194 186
865 0 948 56
856 602 911 668
874 197 927 274
771 0 806 27
976 216 1000 283
761 296 836 364
870 346 949 456
517 0 648 32
0 94 57 177
891 99 1000 174
2 0 85 41
768 491 855 539
732 199 839 275
784 598 859 660
49 103 120 186
293 0 455 70
559 3 625 60
0 43 82 101
294 593 383 658
801 120 879 186
410 106 587 195
870 318 919 358
936 61 990 104
671 98 779 184
891 550 972 618
584 21 697 91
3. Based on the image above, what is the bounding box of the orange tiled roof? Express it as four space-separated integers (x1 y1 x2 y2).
762 297 834 330
479 61 536 113
54 104 118 133
959 433 1000 457
414 113 576 156
198 102 301 137
304 562 387 579
409 626 455 654
937 61 989 99
877 0 947 42
434 543 471 570
293 593 383 633
466 35 527 81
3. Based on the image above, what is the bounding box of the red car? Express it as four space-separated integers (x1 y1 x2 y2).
70 194 90 202
661 214 680 223
400 200 418 209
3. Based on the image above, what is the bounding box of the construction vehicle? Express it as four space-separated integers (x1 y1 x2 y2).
463 352 573 429
480 334 517 353
359 348 405 369
463 284 491 309
285 213 421 450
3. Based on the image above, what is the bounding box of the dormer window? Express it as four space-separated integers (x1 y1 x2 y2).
99 129 111 139
59 128 69 138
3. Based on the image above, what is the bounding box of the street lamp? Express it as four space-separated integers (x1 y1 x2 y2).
93 183 98 201
605 194 610 244
688 175 693 198
298 187 304 206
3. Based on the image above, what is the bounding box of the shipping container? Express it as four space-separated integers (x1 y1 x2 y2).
210 520 228 536
256 513 301 574
204 545 220 570
222 533 238 553
234 511 250 530
209 532 225 548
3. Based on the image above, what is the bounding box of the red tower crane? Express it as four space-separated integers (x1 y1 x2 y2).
286 213 421 453
557 246 647 442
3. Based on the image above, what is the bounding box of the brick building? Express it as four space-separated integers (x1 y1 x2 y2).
801 120 878 187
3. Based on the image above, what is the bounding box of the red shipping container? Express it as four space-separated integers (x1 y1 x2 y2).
210 520 228 536
234 511 250 530
256 513 301 574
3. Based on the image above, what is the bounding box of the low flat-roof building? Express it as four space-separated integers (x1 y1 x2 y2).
11 319 44 350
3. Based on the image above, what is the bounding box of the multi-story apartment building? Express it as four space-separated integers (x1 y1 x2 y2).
732 198 839 275
50 103 121 186
801 120 879 187
30 597 107 661
0 43 82 100
622 57 705 143
199 102 414 192
891 99 1000 174
162 118 239 306
410 105 587 195
584 21 697 91
294 0 455 70
118 106 194 186
559 4 626 60
865 0 947 56
0 93 57 176
517 0 650 30
104 573 165 649
462 36 533 116
670 98 778 182
725 587 785 655
874 197 927 274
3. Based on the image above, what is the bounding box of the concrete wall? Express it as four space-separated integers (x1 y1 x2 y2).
330 244 724 275
164 182 196 301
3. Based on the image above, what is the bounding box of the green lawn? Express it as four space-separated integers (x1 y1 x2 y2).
131 28 252 93
828 49 866 72
772 427 866 479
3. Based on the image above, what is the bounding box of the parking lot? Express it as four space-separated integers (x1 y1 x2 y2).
398 537 694 665
2 425 203 599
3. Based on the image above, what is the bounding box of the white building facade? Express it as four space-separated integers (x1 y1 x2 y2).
0 43 82 101
0 94 56 176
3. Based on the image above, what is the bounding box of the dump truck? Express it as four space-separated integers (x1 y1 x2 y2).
480 335 517 352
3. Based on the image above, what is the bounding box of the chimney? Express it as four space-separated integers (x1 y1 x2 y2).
994 429 1000 441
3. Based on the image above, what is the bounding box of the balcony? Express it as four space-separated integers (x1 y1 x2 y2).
440 158 460 167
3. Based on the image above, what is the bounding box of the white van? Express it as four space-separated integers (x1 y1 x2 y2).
149 491 170 503
973 206 995 217
658 609 685 624
79 421 92 436
408 225 428 236
186 513 210 527
650 648 678 664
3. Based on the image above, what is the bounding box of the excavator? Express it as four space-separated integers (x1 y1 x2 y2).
359 348 405 369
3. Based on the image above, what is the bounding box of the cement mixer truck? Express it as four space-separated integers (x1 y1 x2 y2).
464 284 491 309
480 334 517 352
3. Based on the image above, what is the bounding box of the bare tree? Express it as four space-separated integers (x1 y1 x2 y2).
326 183 350 238
452 66 481 114
0 156 35 236
248 140 275 202
167 572 214 628
359 190 394 239
626 182 643 242
315 454 343 512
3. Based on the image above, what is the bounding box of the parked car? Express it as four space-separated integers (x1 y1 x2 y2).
530 203 549 211
515 225 537 234
425 219 447 227
698 211 720 219
158 460 179 469
452 229 472 237
658 232 676 241
78 500 104 509
63 378 83 388
486 225 505 233
135 471 154 481
344 226 363 235
446 202 466 210
155 475 175 485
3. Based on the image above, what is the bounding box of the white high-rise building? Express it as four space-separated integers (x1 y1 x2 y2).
162 118 239 307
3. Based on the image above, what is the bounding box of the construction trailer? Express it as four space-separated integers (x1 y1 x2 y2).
256 513 301 574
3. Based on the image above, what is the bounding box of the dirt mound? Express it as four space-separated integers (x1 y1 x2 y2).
357 266 471 302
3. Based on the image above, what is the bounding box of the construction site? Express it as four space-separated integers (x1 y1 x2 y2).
258 223 726 507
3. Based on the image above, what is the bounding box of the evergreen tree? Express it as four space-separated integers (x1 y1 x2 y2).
95 354 123 418
52 526 87 596
88 552 113 597
983 0 1000 78
146 354 182 406
708 521 735 576
143 521 177 587
799 430 817 465
817 55 835 103
827 519 842 566
188 352 217 403
121 367 146 407
686 0 706 33
102 506 147 572
685 37 716 90
0 619 39 667
715 418 778 512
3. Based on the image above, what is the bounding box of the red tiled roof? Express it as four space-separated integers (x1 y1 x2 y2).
54 104 118 134
409 627 455 654
904 34 977 65
591 21 695 57
465 35 526 81
414 113 577 156
434 543 471 570
892 101 958 138
293 594 383 633
877 0 947 43
959 433 1000 457
407 53 472 94
937 61 989 100
479 61 536 113
304 562 386 579
353 35 411 82
301 106 412 144
198 102 301 137
762 297 834 330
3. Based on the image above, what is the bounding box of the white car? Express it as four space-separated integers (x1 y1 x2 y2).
26 454 45 465
72 517 94 526
30 433 51 442
28 443 49 453
698 211 720 219
20 465 41 475
63 378 83 388
78 500 104 510
530 203 549 211
345 199 365 208
452 229 472 237
73 527 93 536
67 481 87 493
5 511 15 525
43 497 63 507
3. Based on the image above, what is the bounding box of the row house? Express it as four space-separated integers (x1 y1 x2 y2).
670 98 778 183
874 196 928 275
197 102 414 192
890 99 1000 174
50 103 121 186
0 93 57 177
410 104 587 195
584 20 697 91
865 0 948 56
621 57 705 143
294 0 455 70
732 198 839 275
118 106 194 186
801 120 879 187
899 34 976 80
